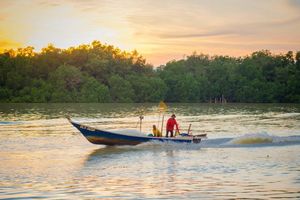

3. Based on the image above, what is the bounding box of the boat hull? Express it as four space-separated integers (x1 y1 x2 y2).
69 119 199 146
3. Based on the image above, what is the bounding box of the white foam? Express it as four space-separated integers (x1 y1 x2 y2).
227 132 273 145
226 132 300 145
273 113 300 118
114 139 202 151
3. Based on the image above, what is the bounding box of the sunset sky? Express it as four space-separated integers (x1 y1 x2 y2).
0 0 300 66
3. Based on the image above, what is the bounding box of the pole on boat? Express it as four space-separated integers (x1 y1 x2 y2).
160 114 164 135
187 123 192 135
157 112 161 130
158 101 167 136
139 115 144 133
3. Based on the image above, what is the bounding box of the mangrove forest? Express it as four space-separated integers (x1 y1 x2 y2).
0 40 299 103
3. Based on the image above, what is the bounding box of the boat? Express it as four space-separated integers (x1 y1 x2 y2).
68 117 206 146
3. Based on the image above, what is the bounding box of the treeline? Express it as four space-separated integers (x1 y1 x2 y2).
0 40 299 103
159 51 300 103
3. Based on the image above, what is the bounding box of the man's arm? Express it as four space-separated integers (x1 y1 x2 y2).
175 119 179 131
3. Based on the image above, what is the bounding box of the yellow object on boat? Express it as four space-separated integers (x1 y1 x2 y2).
159 101 167 112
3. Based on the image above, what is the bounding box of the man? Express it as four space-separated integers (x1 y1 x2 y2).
166 114 179 137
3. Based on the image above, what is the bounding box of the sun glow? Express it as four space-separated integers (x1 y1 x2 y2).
0 1 128 52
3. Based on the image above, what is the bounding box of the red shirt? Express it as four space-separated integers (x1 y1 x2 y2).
166 118 179 131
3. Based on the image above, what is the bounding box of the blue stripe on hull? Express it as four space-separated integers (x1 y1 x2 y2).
71 121 193 146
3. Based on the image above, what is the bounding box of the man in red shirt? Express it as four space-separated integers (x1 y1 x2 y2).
166 114 179 137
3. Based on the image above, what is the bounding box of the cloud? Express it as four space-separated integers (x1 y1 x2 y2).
0 40 21 50
135 14 300 41
126 0 300 48
0 1 14 8
289 0 300 7
1 0 299 65
156 31 238 39
38 1 61 7
0 14 6 21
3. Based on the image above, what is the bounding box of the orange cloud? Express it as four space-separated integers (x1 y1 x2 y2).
0 40 22 52
0 0 299 66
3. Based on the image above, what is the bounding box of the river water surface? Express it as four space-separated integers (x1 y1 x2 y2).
0 103 300 199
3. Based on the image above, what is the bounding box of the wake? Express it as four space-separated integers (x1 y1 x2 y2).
114 132 300 150
200 132 300 148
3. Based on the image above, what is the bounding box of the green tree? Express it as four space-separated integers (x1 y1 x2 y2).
49 64 83 102
0 41 299 103
108 75 134 102
128 75 167 102
296 51 300 69
79 77 111 102
0 87 12 102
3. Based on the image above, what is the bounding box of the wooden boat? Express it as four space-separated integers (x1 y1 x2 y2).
68 118 206 146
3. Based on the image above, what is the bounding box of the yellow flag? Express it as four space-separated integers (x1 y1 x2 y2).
159 101 167 112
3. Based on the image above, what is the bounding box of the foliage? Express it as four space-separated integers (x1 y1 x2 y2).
108 75 134 103
0 41 299 103
158 50 300 103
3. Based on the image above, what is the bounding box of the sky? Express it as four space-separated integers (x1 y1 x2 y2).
0 0 300 66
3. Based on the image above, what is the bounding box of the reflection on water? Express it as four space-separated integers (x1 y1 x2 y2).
78 144 300 199
85 146 141 164
0 103 300 199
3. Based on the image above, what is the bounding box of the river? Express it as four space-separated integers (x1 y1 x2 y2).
0 103 300 199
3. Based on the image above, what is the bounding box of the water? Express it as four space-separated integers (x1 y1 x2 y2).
0 103 300 199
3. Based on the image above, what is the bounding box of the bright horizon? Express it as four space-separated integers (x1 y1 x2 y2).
1 0 300 66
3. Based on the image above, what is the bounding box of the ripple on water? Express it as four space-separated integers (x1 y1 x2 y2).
0 103 300 199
